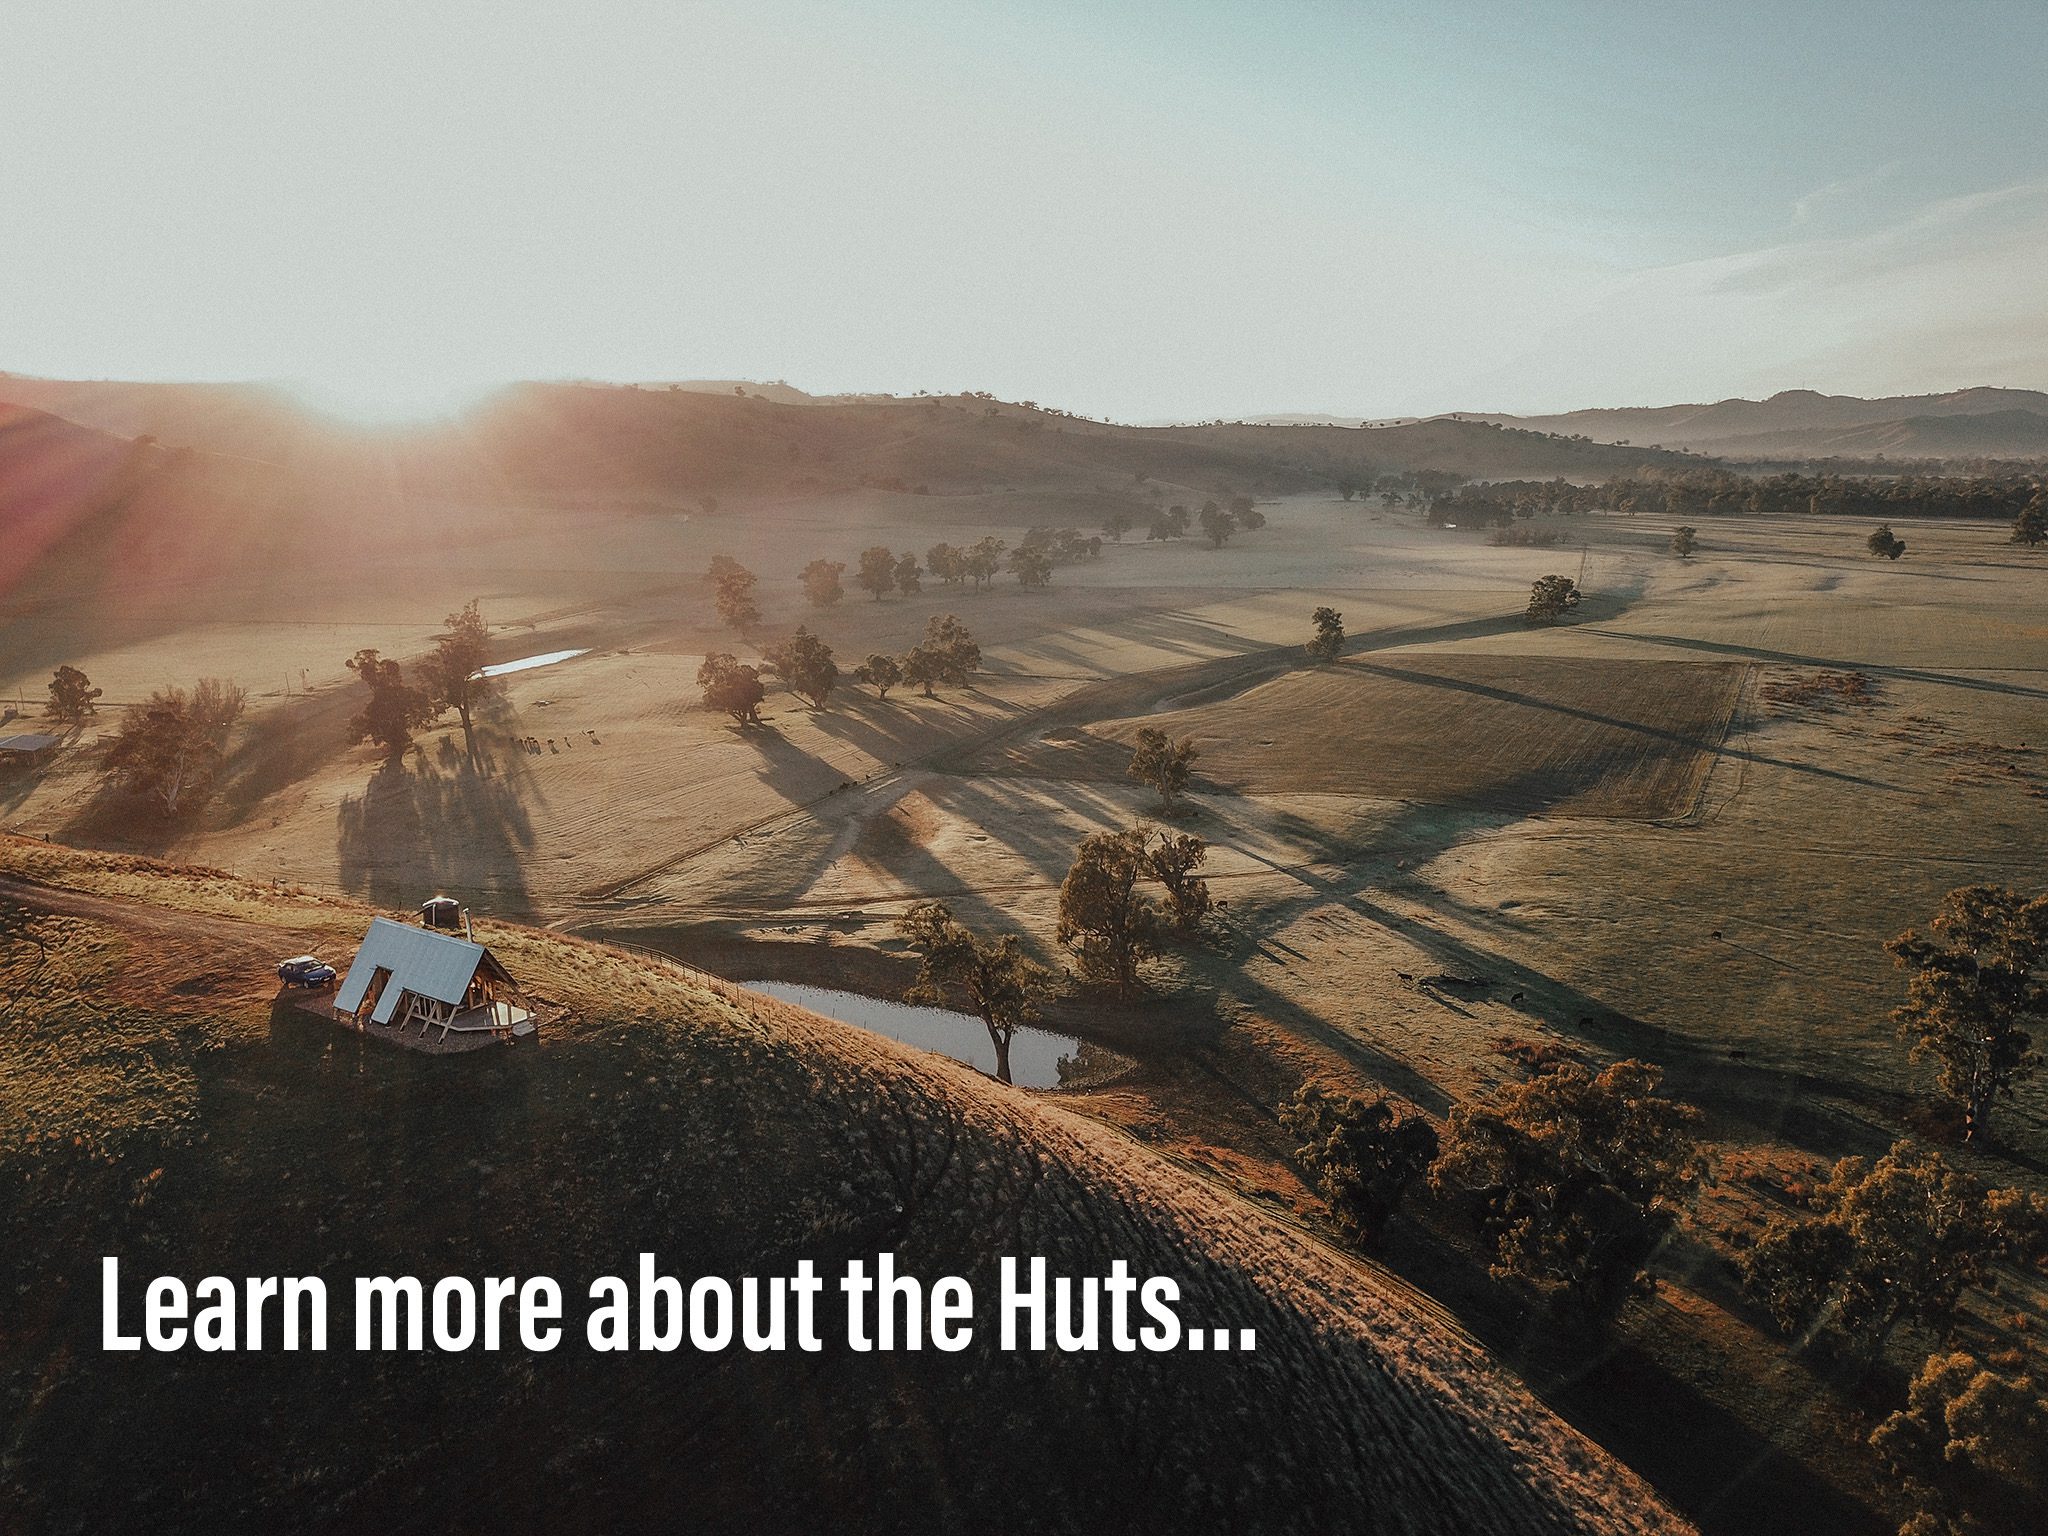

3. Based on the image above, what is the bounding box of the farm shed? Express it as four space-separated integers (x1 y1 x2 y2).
0 732 61 767
334 916 534 1039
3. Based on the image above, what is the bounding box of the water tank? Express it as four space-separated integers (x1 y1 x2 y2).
419 896 464 932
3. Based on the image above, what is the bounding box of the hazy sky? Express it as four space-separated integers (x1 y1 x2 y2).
3 0 2043 421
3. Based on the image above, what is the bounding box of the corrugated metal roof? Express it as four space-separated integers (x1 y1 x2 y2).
0 733 60 752
335 916 489 1024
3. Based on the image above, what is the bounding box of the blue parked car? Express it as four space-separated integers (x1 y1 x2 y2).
277 956 338 988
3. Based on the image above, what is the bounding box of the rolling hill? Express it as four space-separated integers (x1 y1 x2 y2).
0 373 1693 507
0 837 1691 1534
1465 387 2048 460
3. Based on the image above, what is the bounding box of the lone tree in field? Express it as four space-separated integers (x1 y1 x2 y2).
344 649 437 763
856 546 897 600
901 613 981 697
1231 495 1266 531
897 899 1056 1085
1145 829 1214 934
1525 573 1581 624
893 551 922 595
1670 525 1699 559
708 556 760 629
1056 826 1162 997
1280 1084 1439 1249
853 653 902 699
1430 1058 1704 1324
2012 491 2048 547
697 652 765 726
1197 504 1237 547
1886 885 2046 1145
926 542 965 585
417 599 496 767
1103 510 1135 542
763 627 838 709
1739 1139 2046 1358
1127 726 1197 811
1307 606 1344 662
46 665 101 723
1870 1347 2048 1536
1869 523 1908 560
103 678 248 817
799 557 846 607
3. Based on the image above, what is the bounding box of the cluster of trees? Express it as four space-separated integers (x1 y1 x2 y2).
103 678 248 817
893 817 1215 1079
1738 884 2047 1533
1283 1058 1705 1323
1279 1086 1439 1246
1739 1140 2044 1356
1870 1346 2047 1536
344 601 498 766
1267 884 2048 1530
1737 1139 2048 1534
1429 469 2044 525
855 546 923 600
711 523 1118 628
923 537 1011 590
1276 881 2044 1323
1137 495 1269 547
1055 824 1215 996
925 529 1104 592
62 600 497 815
697 613 984 722
1333 468 1456 505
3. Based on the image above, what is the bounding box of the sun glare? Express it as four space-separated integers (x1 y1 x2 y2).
283 371 504 427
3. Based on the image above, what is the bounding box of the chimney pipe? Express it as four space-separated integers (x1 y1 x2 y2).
464 909 473 942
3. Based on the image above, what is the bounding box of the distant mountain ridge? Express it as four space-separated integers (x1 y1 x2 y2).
0 373 1692 509
1462 387 2048 459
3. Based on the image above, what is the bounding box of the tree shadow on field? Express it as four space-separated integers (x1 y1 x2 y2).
1207 780 1897 1164
807 689 1011 769
335 731 541 916
733 718 859 809
212 683 363 822
1374 1210 1890 1536
0 749 63 818
56 764 186 858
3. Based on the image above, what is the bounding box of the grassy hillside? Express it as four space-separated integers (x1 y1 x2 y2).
0 837 1687 1535
1 375 1692 503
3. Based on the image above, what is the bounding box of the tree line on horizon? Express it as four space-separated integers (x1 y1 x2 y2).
1426 468 2043 528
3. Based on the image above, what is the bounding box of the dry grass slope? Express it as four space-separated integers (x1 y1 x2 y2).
0 837 1687 1536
